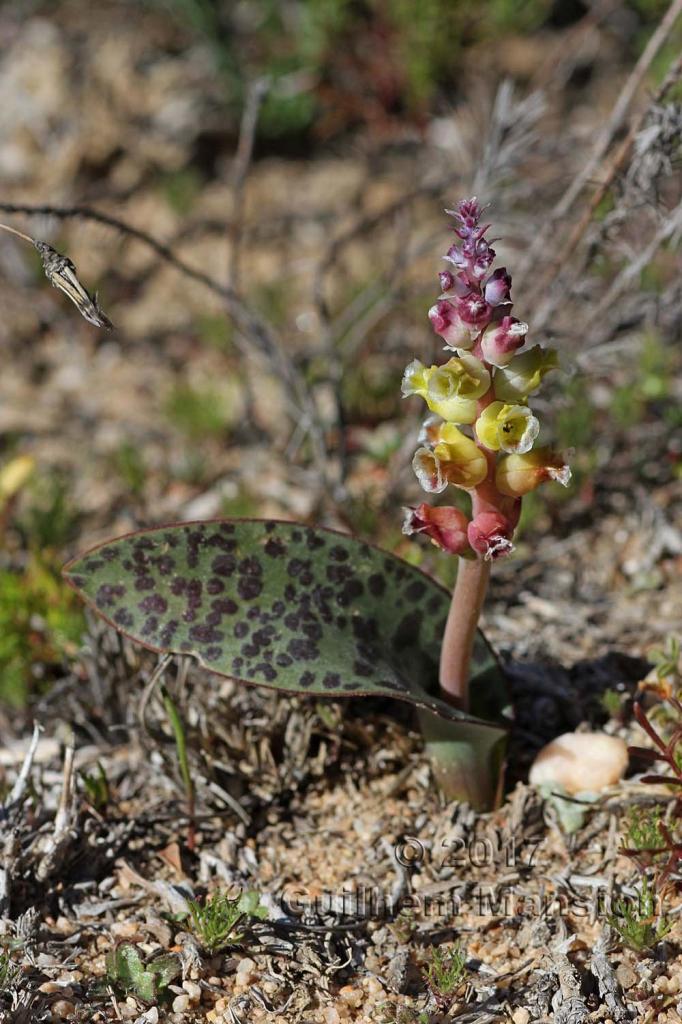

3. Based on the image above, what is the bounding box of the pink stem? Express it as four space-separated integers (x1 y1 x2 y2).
439 554 491 708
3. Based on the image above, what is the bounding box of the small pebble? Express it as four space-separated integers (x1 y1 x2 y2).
51 1001 76 1020
512 1009 530 1024
182 979 202 1004
616 963 638 989
172 994 190 1013
529 732 628 794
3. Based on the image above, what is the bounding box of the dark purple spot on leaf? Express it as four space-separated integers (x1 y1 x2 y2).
212 555 237 577
287 638 319 661
135 576 155 592
114 609 134 628
368 573 386 597
265 537 286 558
189 624 224 644
138 594 168 614
238 576 262 601
96 583 126 608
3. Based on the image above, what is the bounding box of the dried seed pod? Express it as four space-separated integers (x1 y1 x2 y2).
35 240 113 329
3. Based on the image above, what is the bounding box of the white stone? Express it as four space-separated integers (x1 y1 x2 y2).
529 732 628 795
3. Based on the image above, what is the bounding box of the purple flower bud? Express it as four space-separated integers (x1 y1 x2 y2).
484 267 512 306
456 292 493 330
471 239 496 280
444 243 468 269
480 316 528 367
439 270 456 293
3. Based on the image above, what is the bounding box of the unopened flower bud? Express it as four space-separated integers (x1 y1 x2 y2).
428 300 478 349
495 448 572 497
467 510 514 560
402 503 470 554
402 355 490 424
475 401 539 454
438 270 456 293
480 316 527 367
412 423 488 492
494 346 559 402
484 267 511 306
456 292 493 331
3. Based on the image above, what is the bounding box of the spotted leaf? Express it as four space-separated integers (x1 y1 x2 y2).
64 519 503 727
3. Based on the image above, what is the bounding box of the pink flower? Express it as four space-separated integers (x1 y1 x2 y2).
439 270 456 293
428 300 479 350
456 292 493 330
480 316 528 367
484 267 511 306
403 503 470 554
467 510 514 560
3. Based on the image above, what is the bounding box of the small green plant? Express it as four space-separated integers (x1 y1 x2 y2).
112 442 147 497
161 684 196 849
164 381 240 441
623 805 665 853
187 889 267 954
609 876 671 952
649 635 681 691
0 950 18 989
105 943 180 1003
601 687 625 718
423 944 468 1010
81 761 111 812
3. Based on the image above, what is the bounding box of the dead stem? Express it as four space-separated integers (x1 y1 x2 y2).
0 221 35 246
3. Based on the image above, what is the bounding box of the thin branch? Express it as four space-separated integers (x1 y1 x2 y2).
227 77 269 292
0 221 35 246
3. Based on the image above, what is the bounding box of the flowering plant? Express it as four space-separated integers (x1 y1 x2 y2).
402 199 570 724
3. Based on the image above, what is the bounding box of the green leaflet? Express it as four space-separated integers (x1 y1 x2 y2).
64 519 502 728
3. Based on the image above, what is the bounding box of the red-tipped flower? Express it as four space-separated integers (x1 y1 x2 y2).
467 510 514 560
403 503 470 554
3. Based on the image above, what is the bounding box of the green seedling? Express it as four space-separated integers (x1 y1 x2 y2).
609 876 671 952
105 943 180 1003
601 688 625 718
164 381 239 441
187 889 267 954
81 761 111 812
423 944 468 1010
161 684 196 849
623 805 665 854
0 950 18 989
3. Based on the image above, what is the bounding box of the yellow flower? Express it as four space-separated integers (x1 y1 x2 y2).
412 423 488 492
493 346 559 403
495 448 571 496
402 354 490 424
475 401 539 454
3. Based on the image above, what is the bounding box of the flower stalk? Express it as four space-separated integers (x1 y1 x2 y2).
402 198 570 803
